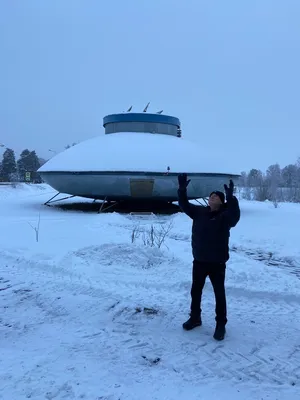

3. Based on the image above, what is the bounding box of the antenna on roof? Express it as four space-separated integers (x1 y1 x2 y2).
156 110 163 114
127 106 132 112
143 102 150 112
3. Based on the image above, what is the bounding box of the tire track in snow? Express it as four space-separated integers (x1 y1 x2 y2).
168 231 300 279
103 301 300 387
74 259 300 389
231 245 300 279
2 249 299 329
86 264 300 388
3 245 299 327
2 247 300 394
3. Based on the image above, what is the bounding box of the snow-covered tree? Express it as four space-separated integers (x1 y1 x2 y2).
266 163 282 203
247 169 264 187
281 164 298 187
0 148 17 182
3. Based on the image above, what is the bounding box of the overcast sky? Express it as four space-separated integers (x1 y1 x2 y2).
0 0 299 173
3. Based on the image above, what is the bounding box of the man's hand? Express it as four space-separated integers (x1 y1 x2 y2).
224 179 234 199
178 173 191 189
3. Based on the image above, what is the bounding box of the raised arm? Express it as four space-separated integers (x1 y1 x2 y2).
177 174 204 219
222 196 240 227
222 180 241 227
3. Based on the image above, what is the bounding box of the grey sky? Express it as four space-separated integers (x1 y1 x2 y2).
1 0 299 173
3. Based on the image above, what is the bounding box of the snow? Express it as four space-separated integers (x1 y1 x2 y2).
38 132 240 175
1 184 300 400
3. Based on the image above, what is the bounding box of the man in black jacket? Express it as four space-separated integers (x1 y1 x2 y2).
177 174 240 340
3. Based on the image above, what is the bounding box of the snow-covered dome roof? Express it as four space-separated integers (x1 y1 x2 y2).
39 131 239 175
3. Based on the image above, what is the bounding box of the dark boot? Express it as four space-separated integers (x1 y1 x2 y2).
213 323 226 340
182 316 202 331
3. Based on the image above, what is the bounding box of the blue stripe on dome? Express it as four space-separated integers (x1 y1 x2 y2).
103 113 180 127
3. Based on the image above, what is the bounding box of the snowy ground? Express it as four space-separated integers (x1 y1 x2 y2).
1 184 300 400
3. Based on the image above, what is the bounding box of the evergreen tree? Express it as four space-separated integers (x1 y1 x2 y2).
17 149 41 182
0 148 17 182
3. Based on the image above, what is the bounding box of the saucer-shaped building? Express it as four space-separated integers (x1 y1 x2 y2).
38 112 240 201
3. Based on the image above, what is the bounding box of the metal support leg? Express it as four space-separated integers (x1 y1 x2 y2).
100 202 118 212
44 192 76 206
98 198 121 213
98 196 108 213
44 192 60 205
44 193 121 213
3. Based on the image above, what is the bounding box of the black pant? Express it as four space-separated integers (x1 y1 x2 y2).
190 260 227 325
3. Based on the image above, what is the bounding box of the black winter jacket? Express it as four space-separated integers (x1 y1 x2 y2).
178 189 240 263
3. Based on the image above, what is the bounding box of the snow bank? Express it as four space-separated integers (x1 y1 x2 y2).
0 183 51 201
38 132 240 174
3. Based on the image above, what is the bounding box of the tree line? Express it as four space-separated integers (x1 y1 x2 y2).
237 157 300 204
0 143 76 183
0 148 45 183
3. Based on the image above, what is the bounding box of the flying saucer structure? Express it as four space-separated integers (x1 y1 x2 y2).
38 111 240 202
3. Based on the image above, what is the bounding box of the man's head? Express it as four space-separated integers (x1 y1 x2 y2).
208 191 225 210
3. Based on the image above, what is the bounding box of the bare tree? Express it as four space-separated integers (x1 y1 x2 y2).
28 214 41 242
266 163 282 206
131 222 173 249
239 157 300 203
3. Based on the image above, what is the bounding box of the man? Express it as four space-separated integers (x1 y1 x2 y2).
177 174 240 341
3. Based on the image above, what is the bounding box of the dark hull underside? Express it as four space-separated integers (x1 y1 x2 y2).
39 171 240 201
